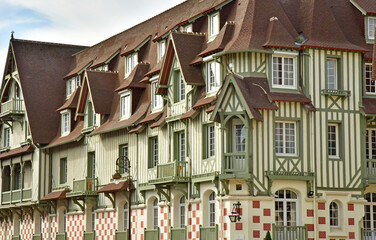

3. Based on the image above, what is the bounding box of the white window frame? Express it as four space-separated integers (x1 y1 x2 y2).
151 79 163 111
364 192 376 230
123 202 129 231
150 137 158 168
125 52 138 77
209 12 220 38
152 199 158 229
61 110 71 136
184 24 193 32
206 124 215 158
368 16 376 40
158 40 166 62
177 131 185 162
208 192 216 226
4 127 10 147
120 91 131 120
329 201 340 228
179 196 186 228
328 124 339 158
275 189 298 226
232 121 245 153
272 53 297 89
175 69 185 102
275 121 297 156
206 60 221 93
60 158 67 184
327 58 338 90
365 64 375 94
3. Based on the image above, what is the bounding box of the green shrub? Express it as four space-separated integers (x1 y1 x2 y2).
265 231 272 240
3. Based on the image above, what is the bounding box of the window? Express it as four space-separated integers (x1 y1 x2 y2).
149 137 158 168
63 210 67 232
174 70 185 102
272 55 296 88
119 144 129 174
184 24 192 32
60 158 67 184
207 61 220 93
61 111 70 136
13 165 21 190
275 189 297 226
209 12 219 37
24 120 31 140
205 124 215 158
329 202 339 227
234 124 245 153
208 192 216 226
86 102 96 128
91 210 95 232
365 64 375 94
158 40 166 61
153 199 158 229
88 152 95 179
125 53 138 76
152 80 163 110
179 197 185 228
275 122 296 155
328 124 339 158
176 132 185 162
327 58 338 90
368 17 376 40
66 76 80 98
123 202 129 231
364 192 376 230
4 127 10 147
120 91 131 119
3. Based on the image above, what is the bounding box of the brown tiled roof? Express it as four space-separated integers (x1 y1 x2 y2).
351 0 376 15
56 87 81 112
199 22 235 57
64 60 92 79
0 145 34 160
128 124 145 134
264 17 299 49
180 109 199 120
139 106 165 124
206 105 216 113
150 107 167 128
11 39 86 145
91 49 120 68
46 121 84 149
115 63 149 92
145 60 163 77
362 98 376 115
97 180 135 193
86 70 118 115
268 92 311 103
193 95 216 109
40 190 70 201
120 35 151 56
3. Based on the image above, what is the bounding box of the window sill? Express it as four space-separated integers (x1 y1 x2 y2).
81 126 96 134
321 89 350 97
0 146 10 152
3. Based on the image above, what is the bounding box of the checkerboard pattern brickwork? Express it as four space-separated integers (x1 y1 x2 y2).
96 211 117 240
41 214 50 240
67 213 85 240
130 210 139 240
20 212 34 240
159 206 169 240
48 215 58 240
188 203 200 240
7 220 13 240
0 220 6 240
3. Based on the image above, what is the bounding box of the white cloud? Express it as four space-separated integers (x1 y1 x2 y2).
0 48 8 78
0 0 185 77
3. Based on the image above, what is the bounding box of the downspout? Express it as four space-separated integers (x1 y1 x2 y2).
38 146 42 202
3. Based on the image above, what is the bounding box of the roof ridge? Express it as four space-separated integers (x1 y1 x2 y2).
12 38 88 48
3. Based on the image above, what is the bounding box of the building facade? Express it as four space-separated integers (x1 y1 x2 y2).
0 0 376 240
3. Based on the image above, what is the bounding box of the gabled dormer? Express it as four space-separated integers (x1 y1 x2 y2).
350 0 376 43
91 49 121 72
121 35 151 77
64 61 92 99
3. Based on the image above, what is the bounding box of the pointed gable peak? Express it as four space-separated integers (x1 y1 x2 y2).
264 16 299 49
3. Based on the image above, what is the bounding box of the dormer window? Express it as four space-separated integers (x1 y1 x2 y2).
209 12 220 38
158 40 166 62
151 79 163 111
95 65 108 71
206 60 221 93
365 64 375 94
368 16 376 40
272 52 297 89
86 102 97 128
125 53 138 76
184 24 192 33
61 110 71 136
66 76 80 98
120 91 131 119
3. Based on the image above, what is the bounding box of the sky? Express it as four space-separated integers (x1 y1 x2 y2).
0 0 186 78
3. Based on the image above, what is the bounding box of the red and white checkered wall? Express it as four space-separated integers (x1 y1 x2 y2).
67 213 85 240
96 211 117 240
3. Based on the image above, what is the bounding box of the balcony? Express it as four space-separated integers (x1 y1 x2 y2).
83 231 95 240
1 188 33 204
199 225 218 240
32 234 42 240
66 177 98 198
361 229 376 240
321 89 351 97
171 227 186 240
149 161 189 185
56 233 67 240
224 153 246 173
272 225 308 240
144 228 159 240
0 99 24 118
115 230 129 240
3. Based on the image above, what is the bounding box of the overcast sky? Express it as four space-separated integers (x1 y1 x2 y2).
0 0 185 78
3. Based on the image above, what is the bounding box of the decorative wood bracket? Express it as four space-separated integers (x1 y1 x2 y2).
175 184 188 198
10 208 22 219
104 193 115 209
21 206 33 218
46 201 57 213
73 199 85 212
32 205 46 216
244 179 253 195
220 179 228 195
156 187 170 202
0 210 9 221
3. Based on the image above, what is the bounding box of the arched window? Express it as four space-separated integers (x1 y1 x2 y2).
179 197 185 228
275 189 297 226
208 192 216 226
329 202 339 227
123 202 129 231
153 199 158 229
364 193 376 230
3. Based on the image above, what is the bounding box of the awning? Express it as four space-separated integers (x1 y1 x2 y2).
0 145 34 160
40 190 70 201
97 180 135 194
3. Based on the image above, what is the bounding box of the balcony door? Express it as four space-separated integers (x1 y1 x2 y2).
366 129 376 176
364 192 376 239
